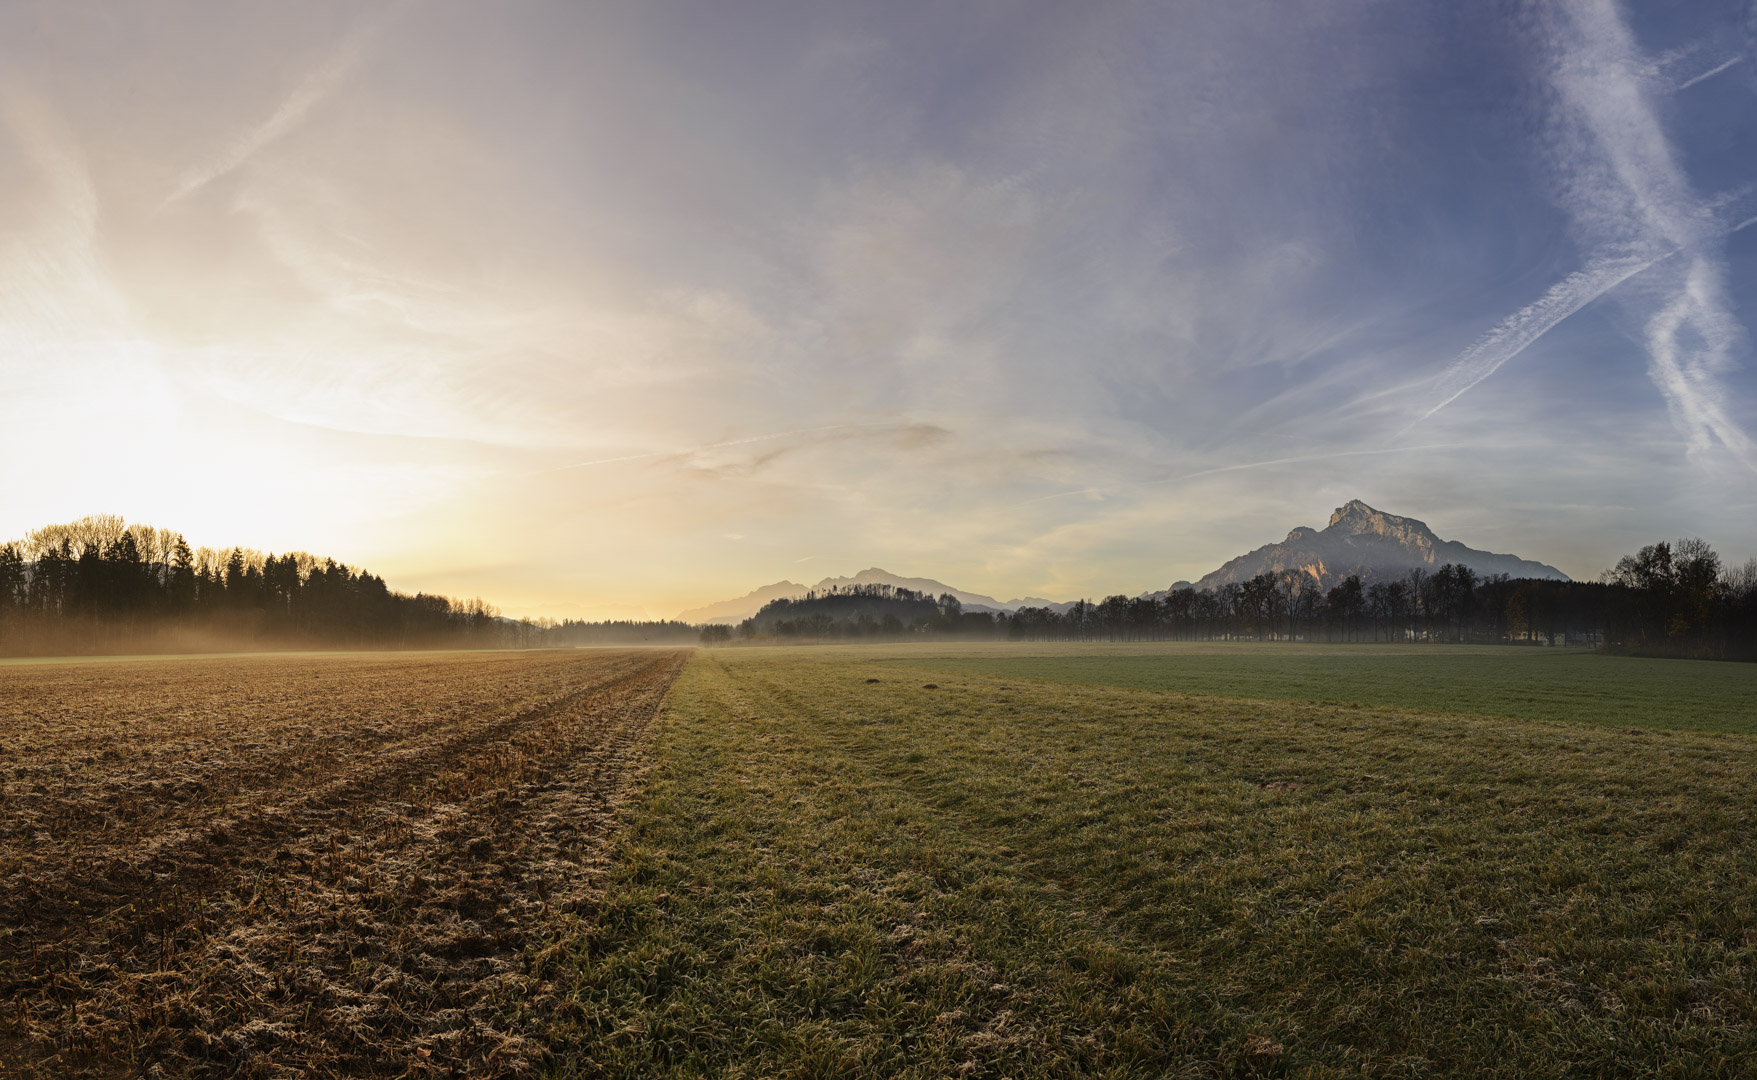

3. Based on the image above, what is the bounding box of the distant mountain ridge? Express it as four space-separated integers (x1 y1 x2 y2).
679 501 1566 623
1159 499 1568 594
675 580 812 625
677 567 1075 624
809 569 1071 614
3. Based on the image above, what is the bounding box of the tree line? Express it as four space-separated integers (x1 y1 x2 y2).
0 515 738 656
0 515 529 656
714 540 1757 661
7 516 1752 660
1017 539 1757 659
538 619 700 646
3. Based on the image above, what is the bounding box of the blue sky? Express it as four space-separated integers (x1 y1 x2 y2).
1 0 1753 617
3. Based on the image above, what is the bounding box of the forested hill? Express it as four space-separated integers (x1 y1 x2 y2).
0 515 522 656
742 584 997 637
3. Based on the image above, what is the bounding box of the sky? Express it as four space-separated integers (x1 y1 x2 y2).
1 0 1755 619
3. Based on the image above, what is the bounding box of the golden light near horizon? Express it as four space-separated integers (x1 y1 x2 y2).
3 2 1754 621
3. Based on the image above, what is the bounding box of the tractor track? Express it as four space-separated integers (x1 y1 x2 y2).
0 649 688 1078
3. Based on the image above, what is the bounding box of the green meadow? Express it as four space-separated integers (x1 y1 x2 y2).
883 641 1757 734
546 643 1757 1078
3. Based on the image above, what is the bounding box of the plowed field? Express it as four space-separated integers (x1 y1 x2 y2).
0 649 688 1079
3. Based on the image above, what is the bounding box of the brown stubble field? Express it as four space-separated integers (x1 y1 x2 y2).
0 648 688 1079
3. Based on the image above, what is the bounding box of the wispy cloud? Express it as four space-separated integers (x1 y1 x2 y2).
556 425 860 471
554 421 951 475
161 10 397 207
1027 443 1457 505
1154 444 1459 485
0 94 110 324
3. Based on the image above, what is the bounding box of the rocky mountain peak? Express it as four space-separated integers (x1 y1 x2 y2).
1325 499 1366 526
1327 499 1387 530
1325 500 1438 543
1173 499 1569 594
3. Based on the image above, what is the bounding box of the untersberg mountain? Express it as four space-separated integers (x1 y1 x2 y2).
678 500 1567 622
1161 499 1569 594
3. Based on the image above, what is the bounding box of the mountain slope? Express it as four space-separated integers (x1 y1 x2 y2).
677 581 809 624
1172 500 1568 593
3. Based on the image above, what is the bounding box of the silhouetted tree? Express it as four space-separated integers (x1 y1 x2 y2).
169 535 196 614
1327 575 1365 641
0 543 23 642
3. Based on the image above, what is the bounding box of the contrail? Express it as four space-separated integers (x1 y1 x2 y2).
1412 0 1757 474
555 450 666 470
1412 199 1754 432
160 10 398 207
1408 251 1659 429
1025 486 1107 504
1644 264 1757 466
1155 443 1457 484
1545 0 1757 473
1676 55 1744 91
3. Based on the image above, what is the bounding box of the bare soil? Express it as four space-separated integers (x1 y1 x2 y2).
0 648 689 1079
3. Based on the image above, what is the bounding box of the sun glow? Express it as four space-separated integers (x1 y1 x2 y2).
3 3 1753 621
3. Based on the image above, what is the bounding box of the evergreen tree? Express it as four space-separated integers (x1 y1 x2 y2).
102 530 146 614
224 548 247 606
0 543 23 623
170 536 196 613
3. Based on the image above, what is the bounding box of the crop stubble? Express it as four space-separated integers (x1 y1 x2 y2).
0 648 689 1078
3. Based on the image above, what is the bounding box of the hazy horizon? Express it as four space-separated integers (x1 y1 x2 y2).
4 1 1755 620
